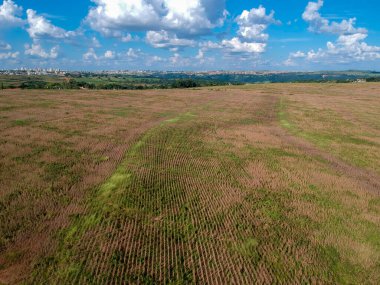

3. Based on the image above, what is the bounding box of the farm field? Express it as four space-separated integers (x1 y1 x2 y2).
0 83 379 284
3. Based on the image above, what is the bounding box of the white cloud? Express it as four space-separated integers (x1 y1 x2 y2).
337 33 367 46
220 6 277 54
0 38 18 61
25 43 59 59
221 37 266 53
283 58 295 67
121 34 133 42
302 0 366 35
86 0 161 36
126 48 140 58
144 54 164 66
82 47 144 62
151 55 162 62
199 40 222 50
169 52 191 66
195 49 204 60
161 0 227 35
286 0 380 66
236 5 279 42
311 34 380 62
83 48 98 60
283 51 307 66
165 52 196 67
0 41 11 50
170 52 180 64
0 51 19 59
104 50 115 59
238 25 268 42
195 49 210 64
290 51 306 58
0 0 23 28
146 30 195 49
26 9 78 40
91 37 101 48
86 0 227 39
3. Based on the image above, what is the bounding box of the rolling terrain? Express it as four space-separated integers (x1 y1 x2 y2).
0 84 379 284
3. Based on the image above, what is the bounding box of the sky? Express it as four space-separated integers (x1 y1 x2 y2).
0 0 380 71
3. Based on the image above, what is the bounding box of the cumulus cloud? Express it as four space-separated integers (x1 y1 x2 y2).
26 9 78 40
0 51 19 59
121 34 133 42
199 40 222 50
195 48 211 64
0 38 18 61
91 37 101 48
25 43 59 59
107 48 142 60
195 49 204 60
168 52 192 66
221 5 278 54
290 51 306 58
151 55 163 62
285 0 380 66
126 48 139 58
161 0 227 35
0 0 23 28
86 0 227 39
83 47 143 62
236 5 279 42
146 30 195 49
86 0 162 36
310 34 380 62
302 0 366 35
104 50 115 59
144 54 165 66
83 48 98 61
221 37 266 53
170 53 180 64
0 41 11 50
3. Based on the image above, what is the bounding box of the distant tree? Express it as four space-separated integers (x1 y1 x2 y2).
171 79 199 89
20 81 47 89
65 79 79 89
366 77 380 82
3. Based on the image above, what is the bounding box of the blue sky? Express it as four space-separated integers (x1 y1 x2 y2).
0 0 379 71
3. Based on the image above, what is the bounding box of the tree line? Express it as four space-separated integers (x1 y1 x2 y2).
15 79 229 90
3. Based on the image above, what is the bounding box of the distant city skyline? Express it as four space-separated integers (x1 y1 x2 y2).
1 0 380 71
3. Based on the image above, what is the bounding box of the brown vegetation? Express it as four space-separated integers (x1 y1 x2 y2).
0 84 379 284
